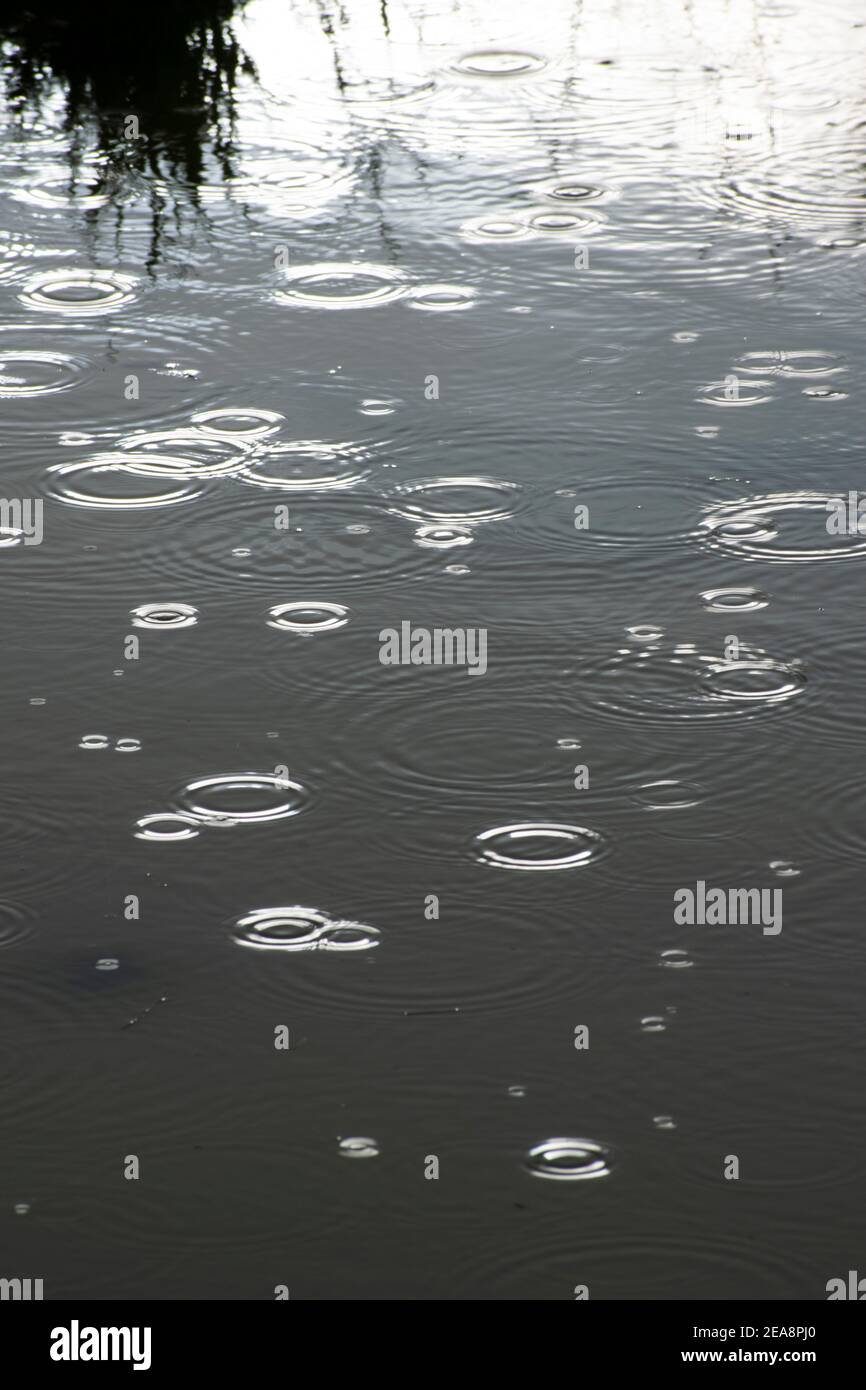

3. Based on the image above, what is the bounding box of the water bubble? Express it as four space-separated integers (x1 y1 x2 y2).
526 1138 611 1180
0 527 24 547
267 601 350 633
653 1116 677 1130
115 738 141 753
14 1203 30 1216
445 564 471 575
641 1016 667 1032
131 602 199 629
474 822 607 871
770 860 800 878
176 772 311 826
232 906 380 953
508 1085 527 1098
659 949 694 969
79 734 109 750
358 398 399 416
96 958 119 971
275 262 408 309
557 737 581 750
802 387 847 400
338 1137 380 1158
19 268 137 316
626 624 664 643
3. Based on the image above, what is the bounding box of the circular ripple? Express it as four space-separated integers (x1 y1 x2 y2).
19 269 137 316
631 780 705 809
45 460 204 510
274 262 408 309
0 901 33 950
536 474 709 552
701 378 774 407
267 601 349 633
232 906 380 953
175 772 310 826
704 142 866 227
237 441 372 492
736 349 844 380
413 524 474 549
189 407 284 438
579 641 806 724
13 172 110 210
701 586 769 611
525 1138 612 1181
452 51 546 78
387 475 522 524
0 349 86 397
460 215 535 243
474 822 608 871
134 813 201 842
116 430 252 479
702 493 866 562
406 284 477 312
131 602 199 629
525 208 606 235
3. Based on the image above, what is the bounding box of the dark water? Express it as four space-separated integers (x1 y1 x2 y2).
2 0 865 1300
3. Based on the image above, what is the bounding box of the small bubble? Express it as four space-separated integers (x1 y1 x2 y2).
96 958 119 971
659 948 694 969
338 1136 380 1158
770 860 800 878
526 1138 611 1180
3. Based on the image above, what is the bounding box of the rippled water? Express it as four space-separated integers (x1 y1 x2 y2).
2 0 865 1301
